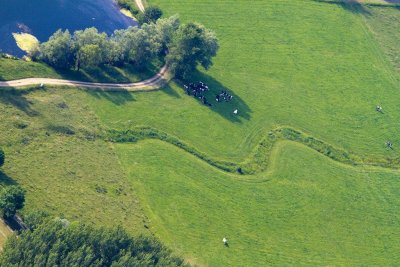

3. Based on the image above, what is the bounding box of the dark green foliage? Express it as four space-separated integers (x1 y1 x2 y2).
0 214 187 267
37 14 220 76
167 22 219 79
23 210 50 231
139 6 163 24
39 30 75 69
0 185 25 220
38 16 183 70
0 149 4 167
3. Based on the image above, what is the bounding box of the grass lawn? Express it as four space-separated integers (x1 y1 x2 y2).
0 0 399 265
116 140 400 266
363 5 400 73
88 0 400 164
0 86 147 234
84 0 400 265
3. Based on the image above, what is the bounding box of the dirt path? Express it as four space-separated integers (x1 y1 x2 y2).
0 0 170 92
135 0 146 12
0 65 169 91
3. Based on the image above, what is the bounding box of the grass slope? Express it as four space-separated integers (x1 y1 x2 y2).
0 87 147 233
89 0 400 165
0 220 12 250
0 0 399 265
88 0 400 265
363 5 400 73
116 140 400 266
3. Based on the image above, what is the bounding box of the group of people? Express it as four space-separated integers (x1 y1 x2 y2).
184 82 212 106
216 90 233 103
183 81 238 115
184 82 209 97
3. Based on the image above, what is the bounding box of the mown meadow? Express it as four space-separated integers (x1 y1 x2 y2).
0 0 399 265
88 0 400 265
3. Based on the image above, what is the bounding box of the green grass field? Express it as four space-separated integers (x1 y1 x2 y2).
116 139 400 266
89 0 400 163
0 86 148 234
0 0 399 265
89 0 400 265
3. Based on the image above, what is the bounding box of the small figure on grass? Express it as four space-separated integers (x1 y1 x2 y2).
385 141 393 149
222 237 229 247
376 105 383 113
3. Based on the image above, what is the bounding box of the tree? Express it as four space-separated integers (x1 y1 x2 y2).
0 214 187 266
39 30 74 69
73 28 108 70
0 149 4 167
167 22 219 79
139 6 163 24
76 44 102 69
117 24 162 69
104 38 125 66
155 15 180 54
0 185 25 220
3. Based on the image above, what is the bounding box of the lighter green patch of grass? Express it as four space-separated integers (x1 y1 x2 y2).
120 8 136 20
0 220 12 250
363 5 400 73
116 140 400 266
12 33 39 54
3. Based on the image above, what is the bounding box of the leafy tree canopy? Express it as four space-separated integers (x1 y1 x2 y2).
167 22 219 79
0 185 25 220
0 212 187 267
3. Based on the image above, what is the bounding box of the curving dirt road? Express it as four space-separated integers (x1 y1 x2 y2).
0 0 169 92
0 65 169 91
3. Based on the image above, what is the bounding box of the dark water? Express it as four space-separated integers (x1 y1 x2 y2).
0 0 136 56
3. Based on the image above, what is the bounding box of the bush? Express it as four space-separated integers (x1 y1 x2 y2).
138 6 163 24
0 185 25 220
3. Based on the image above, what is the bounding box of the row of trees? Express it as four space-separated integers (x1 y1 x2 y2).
36 15 180 71
0 211 187 266
33 15 219 79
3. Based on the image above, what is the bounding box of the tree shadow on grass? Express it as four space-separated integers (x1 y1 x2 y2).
0 171 18 186
86 89 136 105
54 63 158 84
160 83 181 99
0 87 43 116
179 70 252 123
314 0 372 15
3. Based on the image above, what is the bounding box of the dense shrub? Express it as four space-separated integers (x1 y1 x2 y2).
0 185 25 220
138 6 163 24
